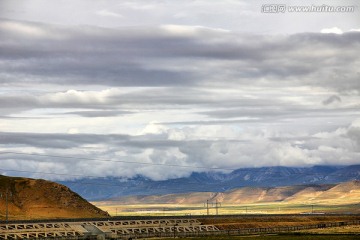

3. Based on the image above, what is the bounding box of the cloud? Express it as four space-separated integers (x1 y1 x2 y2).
321 27 344 34
0 15 359 181
64 110 134 118
1 118 360 181
160 24 230 37
96 9 123 18
323 95 342 105
0 21 48 37
1 20 359 94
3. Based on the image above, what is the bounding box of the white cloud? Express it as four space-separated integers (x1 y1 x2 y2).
67 128 80 134
96 9 123 18
160 24 230 37
321 27 343 34
0 21 48 37
138 122 169 135
1 118 360 181
38 89 124 107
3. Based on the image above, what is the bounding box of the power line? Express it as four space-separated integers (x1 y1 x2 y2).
1 151 355 175
0 151 358 194
0 168 101 179
0 151 237 171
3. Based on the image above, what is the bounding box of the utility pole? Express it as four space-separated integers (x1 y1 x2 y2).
215 200 221 215
6 189 8 222
1 189 11 222
215 200 218 215
206 200 209 215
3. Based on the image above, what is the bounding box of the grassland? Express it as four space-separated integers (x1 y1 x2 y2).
94 202 360 237
94 180 360 218
297 225 360 234
149 234 359 240
199 215 360 230
94 202 360 216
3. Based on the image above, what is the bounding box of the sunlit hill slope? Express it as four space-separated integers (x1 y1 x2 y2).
105 181 360 205
0 175 109 221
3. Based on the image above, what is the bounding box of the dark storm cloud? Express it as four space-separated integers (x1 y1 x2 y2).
0 95 38 109
0 131 186 149
160 119 262 125
0 21 194 87
323 95 342 105
0 132 129 149
199 105 360 121
0 87 232 116
0 131 184 149
64 110 134 118
0 131 248 151
0 20 359 92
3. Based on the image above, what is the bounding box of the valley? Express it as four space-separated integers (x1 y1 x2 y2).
95 202 360 217
94 180 360 216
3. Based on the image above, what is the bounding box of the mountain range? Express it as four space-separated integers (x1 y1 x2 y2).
103 180 360 205
59 165 360 200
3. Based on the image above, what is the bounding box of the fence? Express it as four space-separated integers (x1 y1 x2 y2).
3 219 359 239
105 219 360 239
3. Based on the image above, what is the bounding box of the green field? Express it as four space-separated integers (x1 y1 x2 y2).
94 202 360 238
94 202 360 216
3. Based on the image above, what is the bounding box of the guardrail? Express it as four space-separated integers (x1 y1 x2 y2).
1 213 359 225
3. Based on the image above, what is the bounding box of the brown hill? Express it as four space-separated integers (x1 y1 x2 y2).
0 175 109 220
222 185 319 204
306 180 360 204
102 192 217 204
105 185 326 205
105 181 360 205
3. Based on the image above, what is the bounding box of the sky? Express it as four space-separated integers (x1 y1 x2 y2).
0 0 359 181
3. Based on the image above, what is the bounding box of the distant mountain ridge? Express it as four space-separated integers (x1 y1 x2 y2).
102 180 360 205
59 165 360 200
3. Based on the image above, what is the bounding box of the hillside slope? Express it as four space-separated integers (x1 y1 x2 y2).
104 181 360 205
312 180 360 204
0 175 109 220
